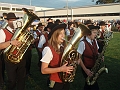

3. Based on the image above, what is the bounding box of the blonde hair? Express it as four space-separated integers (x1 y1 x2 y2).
48 28 63 52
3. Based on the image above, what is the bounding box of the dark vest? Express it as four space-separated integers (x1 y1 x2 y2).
49 46 62 83
97 29 105 53
82 39 98 68
34 30 48 48
99 29 104 39
67 29 74 41
69 29 74 35
42 31 48 47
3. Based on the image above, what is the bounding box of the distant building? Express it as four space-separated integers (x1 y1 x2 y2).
0 2 119 23
35 7 54 11
0 3 35 17
36 3 120 22
0 2 53 18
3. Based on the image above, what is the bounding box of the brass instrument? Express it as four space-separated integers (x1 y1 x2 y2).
103 27 113 40
86 29 112 85
4 8 39 64
59 24 90 82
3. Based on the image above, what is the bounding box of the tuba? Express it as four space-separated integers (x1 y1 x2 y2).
59 24 90 82
4 8 39 64
86 29 113 85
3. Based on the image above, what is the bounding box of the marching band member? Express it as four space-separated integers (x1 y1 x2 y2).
40 24 73 90
0 12 26 90
0 39 20 90
97 21 107 53
33 23 47 68
77 25 100 90
65 22 75 41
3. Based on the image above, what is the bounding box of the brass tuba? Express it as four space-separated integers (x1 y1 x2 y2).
4 8 39 64
59 23 90 82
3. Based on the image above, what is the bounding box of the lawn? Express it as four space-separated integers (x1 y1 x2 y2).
4 32 120 90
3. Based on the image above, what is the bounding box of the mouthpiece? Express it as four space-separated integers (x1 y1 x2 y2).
62 38 73 45
62 38 69 43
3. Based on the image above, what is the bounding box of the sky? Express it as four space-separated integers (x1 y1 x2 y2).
0 0 96 8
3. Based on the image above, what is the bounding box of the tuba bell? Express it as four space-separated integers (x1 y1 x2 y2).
4 8 39 64
59 23 90 82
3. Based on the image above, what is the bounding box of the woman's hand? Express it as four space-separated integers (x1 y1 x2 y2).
60 63 73 74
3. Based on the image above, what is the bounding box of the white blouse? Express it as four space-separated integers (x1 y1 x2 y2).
40 44 62 64
40 46 53 64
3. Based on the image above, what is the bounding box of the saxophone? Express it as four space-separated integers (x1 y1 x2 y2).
86 29 112 85
4 8 39 64
59 24 90 82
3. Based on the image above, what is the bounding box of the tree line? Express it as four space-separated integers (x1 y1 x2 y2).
92 0 120 4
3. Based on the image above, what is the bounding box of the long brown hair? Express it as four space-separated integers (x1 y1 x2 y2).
48 28 64 53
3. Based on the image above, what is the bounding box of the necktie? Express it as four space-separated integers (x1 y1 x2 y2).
92 41 94 46
12 30 15 33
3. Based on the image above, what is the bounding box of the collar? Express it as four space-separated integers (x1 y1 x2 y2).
46 31 49 34
86 37 93 45
37 29 42 33
6 26 14 33
58 44 63 49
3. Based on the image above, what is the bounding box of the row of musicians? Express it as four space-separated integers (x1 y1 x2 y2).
0 12 107 90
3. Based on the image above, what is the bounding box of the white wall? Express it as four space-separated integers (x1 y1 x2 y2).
72 4 120 14
0 3 35 17
36 3 120 21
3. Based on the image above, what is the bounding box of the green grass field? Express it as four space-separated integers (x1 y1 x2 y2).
3 32 120 90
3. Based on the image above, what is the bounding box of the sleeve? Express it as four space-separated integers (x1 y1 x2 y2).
40 47 53 64
0 29 6 43
65 28 70 36
38 35 46 48
77 41 85 55
33 31 38 39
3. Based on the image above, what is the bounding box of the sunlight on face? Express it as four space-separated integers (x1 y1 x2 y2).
90 29 98 40
38 26 44 32
57 29 65 44
100 25 106 30
8 19 16 29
